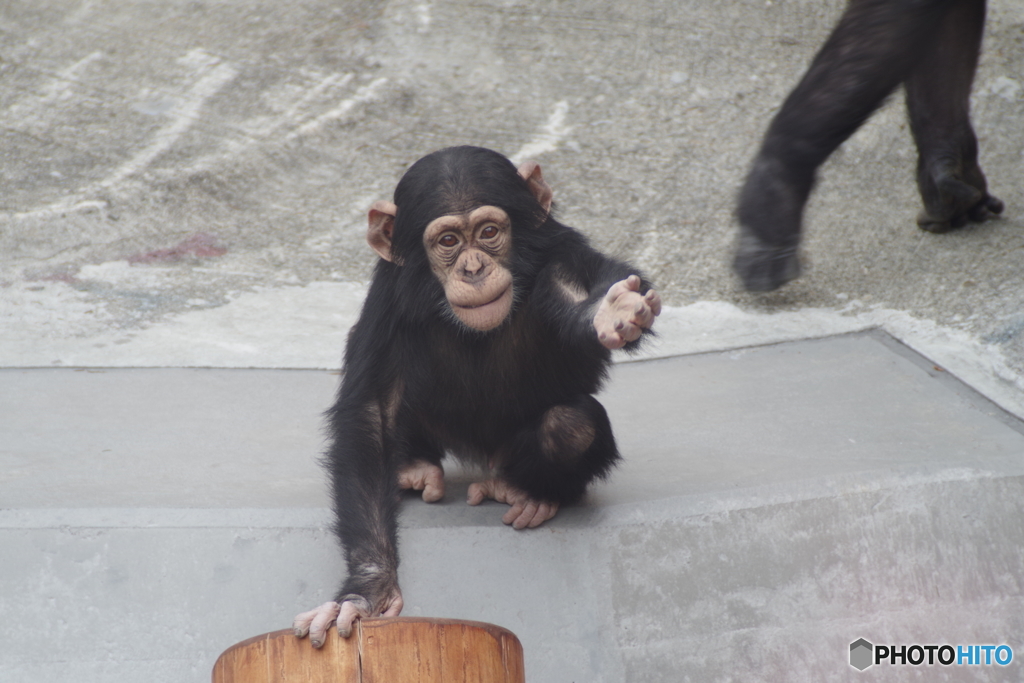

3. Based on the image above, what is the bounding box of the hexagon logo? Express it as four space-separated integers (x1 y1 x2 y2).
850 638 874 671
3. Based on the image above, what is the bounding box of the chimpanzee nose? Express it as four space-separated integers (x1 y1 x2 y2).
460 253 490 281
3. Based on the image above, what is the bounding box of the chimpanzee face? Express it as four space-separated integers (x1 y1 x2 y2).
421 205 514 331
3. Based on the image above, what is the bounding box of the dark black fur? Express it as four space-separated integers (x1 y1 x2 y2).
735 0 1003 291
325 146 651 614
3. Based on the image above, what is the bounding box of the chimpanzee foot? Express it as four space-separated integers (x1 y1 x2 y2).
917 173 1004 233
467 478 559 529
398 461 445 502
968 195 1005 222
733 226 802 292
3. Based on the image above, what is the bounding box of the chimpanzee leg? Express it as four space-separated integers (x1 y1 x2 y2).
906 0 1003 233
499 394 620 505
735 0 950 291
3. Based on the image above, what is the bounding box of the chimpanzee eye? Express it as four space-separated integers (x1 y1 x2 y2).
481 225 499 239
439 234 459 247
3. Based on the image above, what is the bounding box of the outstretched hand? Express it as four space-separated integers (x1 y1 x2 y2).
467 478 559 529
593 275 661 349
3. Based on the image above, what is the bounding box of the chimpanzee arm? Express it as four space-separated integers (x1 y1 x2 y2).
293 373 404 646
329 394 403 609
535 236 659 352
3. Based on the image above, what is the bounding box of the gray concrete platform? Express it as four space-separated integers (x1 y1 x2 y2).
3 331 1023 682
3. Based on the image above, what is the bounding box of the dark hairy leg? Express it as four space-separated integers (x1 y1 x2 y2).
906 0 1002 233
468 395 620 528
735 0 954 291
499 394 620 504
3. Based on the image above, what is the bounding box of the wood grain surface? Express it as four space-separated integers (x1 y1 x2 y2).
212 617 525 683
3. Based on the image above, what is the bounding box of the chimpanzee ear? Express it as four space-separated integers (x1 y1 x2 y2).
517 161 553 215
367 201 400 263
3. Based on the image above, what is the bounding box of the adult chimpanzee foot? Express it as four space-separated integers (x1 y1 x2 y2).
917 191 1004 233
467 478 559 529
398 461 445 502
733 226 802 292
968 195 1004 223
917 167 1004 234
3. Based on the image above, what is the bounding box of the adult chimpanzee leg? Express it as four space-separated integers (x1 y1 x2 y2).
906 0 1003 233
469 395 619 529
735 0 951 291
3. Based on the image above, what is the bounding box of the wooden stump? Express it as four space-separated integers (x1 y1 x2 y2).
212 617 526 683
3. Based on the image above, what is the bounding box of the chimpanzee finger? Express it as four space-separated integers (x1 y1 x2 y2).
504 500 529 527
298 601 341 647
606 275 640 304
526 502 558 528
615 319 642 342
597 329 626 350
336 600 367 639
382 598 403 617
644 289 662 316
603 281 627 304
469 478 514 505
293 608 316 637
421 467 444 502
467 481 491 505
631 301 655 329
510 501 539 529
398 462 445 502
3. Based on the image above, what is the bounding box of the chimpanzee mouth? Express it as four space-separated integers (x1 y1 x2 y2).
457 286 512 311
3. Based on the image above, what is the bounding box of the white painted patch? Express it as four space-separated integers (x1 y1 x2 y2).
414 2 432 30
290 78 389 139
510 101 572 165
260 72 355 138
58 50 104 83
984 76 1022 102
9 50 237 221
24 50 104 108
101 50 237 187
71 199 109 213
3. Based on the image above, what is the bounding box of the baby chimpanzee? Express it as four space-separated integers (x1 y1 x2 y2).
294 146 660 646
